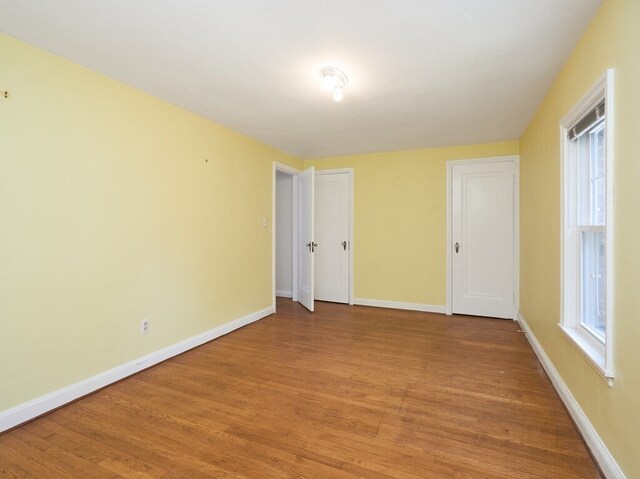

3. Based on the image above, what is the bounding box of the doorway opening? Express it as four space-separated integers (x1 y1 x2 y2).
273 163 299 306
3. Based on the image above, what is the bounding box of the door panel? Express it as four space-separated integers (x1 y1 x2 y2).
297 167 315 312
315 173 350 303
452 160 515 319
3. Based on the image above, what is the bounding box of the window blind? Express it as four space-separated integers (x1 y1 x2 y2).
567 98 605 141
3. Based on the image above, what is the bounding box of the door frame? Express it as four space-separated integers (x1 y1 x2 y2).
445 155 520 319
315 168 355 305
272 162 301 311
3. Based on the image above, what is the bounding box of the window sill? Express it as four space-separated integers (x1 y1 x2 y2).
559 324 614 386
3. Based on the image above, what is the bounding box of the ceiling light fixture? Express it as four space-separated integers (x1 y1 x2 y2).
320 66 348 102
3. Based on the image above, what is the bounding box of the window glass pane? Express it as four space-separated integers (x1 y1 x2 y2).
580 230 606 339
590 125 606 225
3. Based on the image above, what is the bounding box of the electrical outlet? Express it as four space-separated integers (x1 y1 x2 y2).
141 319 150 335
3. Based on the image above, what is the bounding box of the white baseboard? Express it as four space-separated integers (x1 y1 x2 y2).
352 298 446 314
517 313 626 479
275 289 293 298
0 305 275 433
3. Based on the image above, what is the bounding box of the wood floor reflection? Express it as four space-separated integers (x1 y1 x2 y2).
0 298 601 478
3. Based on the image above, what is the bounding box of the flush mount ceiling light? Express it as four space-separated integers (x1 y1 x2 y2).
320 66 348 102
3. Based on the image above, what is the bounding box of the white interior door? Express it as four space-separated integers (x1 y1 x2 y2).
315 172 350 303
451 159 516 319
297 166 315 312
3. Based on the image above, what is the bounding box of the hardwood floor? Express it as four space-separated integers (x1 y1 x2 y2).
0 299 602 478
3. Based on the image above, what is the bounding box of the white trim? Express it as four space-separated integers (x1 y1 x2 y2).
349 169 354 305
446 163 452 315
315 168 355 305
275 289 293 298
315 168 353 175
292 174 299 302
560 71 610 127
0 306 274 433
518 314 626 479
273 162 301 310
446 155 520 318
353 298 446 314
604 69 615 377
273 161 301 176
559 324 611 383
513 158 520 320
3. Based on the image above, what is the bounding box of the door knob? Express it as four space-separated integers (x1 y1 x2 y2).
455 242 460 253
342 241 347 250
306 242 312 252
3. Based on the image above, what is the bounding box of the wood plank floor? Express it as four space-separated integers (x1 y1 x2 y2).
0 299 602 478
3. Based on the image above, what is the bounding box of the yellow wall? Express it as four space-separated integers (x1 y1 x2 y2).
0 34 301 411
520 0 640 475
4 1 638 472
305 142 519 306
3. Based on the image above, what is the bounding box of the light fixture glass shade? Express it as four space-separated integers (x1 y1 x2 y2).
322 74 338 91
333 86 344 102
320 66 348 102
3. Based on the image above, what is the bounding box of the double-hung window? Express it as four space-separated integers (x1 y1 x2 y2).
560 70 614 382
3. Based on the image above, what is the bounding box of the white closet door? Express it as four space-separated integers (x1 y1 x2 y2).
451 160 515 319
315 172 350 303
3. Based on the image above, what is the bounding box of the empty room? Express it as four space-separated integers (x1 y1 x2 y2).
1 0 639 477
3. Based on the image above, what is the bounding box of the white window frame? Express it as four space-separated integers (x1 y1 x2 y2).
559 69 614 384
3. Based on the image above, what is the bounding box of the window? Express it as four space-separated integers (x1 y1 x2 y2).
560 70 614 382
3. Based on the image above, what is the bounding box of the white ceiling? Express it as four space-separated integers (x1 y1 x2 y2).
0 0 601 159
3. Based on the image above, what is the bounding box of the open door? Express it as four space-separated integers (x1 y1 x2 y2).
297 166 315 311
